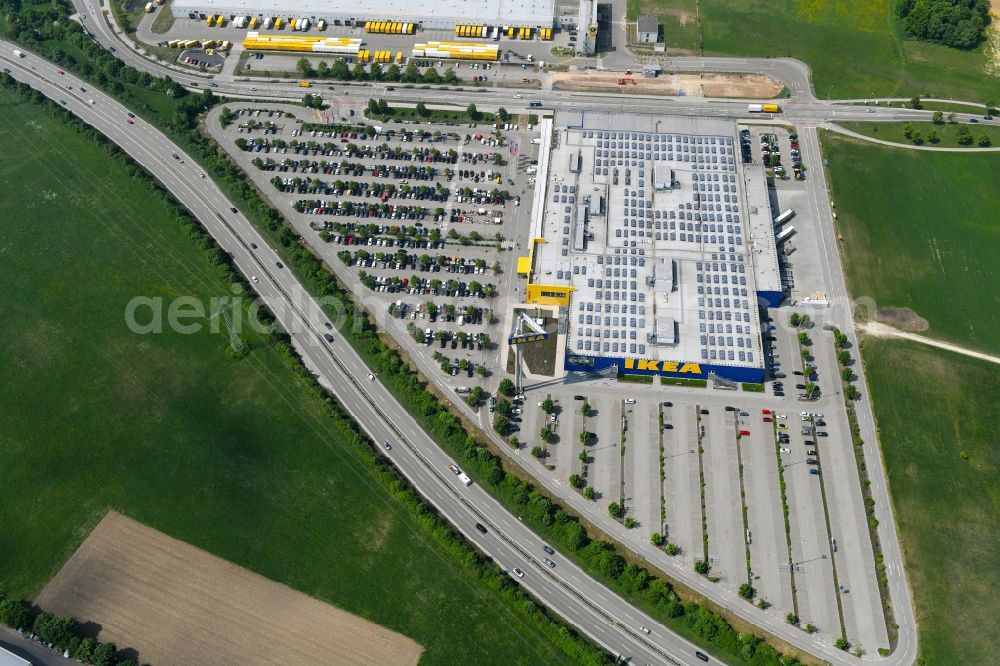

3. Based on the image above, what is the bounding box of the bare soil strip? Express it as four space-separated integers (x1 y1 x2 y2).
35 512 423 666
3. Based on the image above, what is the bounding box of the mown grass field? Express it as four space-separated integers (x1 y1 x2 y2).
627 0 1000 101
820 130 1000 663
836 120 1000 148
821 131 1000 350
0 88 587 666
861 340 1000 665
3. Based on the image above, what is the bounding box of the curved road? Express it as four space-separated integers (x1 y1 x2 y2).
824 122 1000 152
5 5 925 662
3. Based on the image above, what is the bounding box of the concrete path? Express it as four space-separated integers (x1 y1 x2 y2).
858 322 1000 365
824 123 1000 152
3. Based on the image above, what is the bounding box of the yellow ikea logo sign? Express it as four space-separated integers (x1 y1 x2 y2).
509 333 549 345
623 359 703 374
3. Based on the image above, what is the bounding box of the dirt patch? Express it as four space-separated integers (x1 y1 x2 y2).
551 70 782 99
876 307 929 332
35 512 423 666
663 8 696 26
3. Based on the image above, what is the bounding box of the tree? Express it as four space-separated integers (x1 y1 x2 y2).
541 395 555 414
932 110 944 124
911 129 923 144
845 384 859 400
694 559 710 574
569 473 585 488
402 62 420 82
296 57 313 77
92 643 118 666
957 125 974 145
352 63 367 81
786 612 799 625
369 62 383 81
926 128 939 143
804 381 817 397
497 106 510 122
498 378 515 396
789 312 801 327
797 331 809 344
580 401 591 417
416 101 429 117
466 102 480 120
835 637 850 651
841 367 853 381
443 68 458 85
332 59 350 80
978 133 992 147
493 414 509 435
422 67 440 84
806 623 817 634
583 486 595 500
508 435 520 448
738 582 755 600
837 350 851 365
540 426 553 443
608 501 621 518
903 122 914 139
896 0 991 50
579 430 591 445
665 542 679 556
530 445 544 458
650 532 665 546
624 516 636 528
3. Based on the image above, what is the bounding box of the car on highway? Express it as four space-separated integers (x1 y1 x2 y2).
251 275 259 284
56 69 63 75
382 440 392 451
127 112 135 118
695 651 710 662
324 321 332 329
475 523 488 534
542 544 555 555
230 207 238 214
59 99 67 105
543 558 556 568
127 119 134 124
448 463 460 475
250 242 257 249
511 567 524 577
624 398 636 404
640 626 650 635
323 333 334 342
276 261 283 268
172 153 179 160
367 373 376 381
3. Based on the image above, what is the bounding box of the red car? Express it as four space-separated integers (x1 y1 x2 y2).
57 69 64 75
739 430 751 436
762 417 772 423
126 119 134 124
761 408 771 414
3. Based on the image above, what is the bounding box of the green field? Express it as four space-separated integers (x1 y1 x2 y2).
861 340 1000 665
821 131 1000 350
836 120 1000 148
627 0 1000 101
821 129 1000 662
0 88 591 666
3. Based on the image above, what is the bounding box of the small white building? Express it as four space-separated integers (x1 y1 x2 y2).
636 14 658 43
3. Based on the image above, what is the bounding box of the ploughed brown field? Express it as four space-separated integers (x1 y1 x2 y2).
34 512 423 666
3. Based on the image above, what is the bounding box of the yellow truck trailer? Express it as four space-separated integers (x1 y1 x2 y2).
249 16 258 28
274 17 282 29
205 14 214 25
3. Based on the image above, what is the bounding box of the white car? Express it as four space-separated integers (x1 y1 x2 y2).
624 398 636 404
780 447 791 453
514 94 523 99
640 626 651 635
511 567 524 578
367 373 376 381
251 275 259 284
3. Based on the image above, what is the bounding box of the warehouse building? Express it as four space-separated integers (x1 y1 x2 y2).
518 111 782 383
172 0 557 30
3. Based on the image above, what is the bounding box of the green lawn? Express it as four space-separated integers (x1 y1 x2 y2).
0 88 590 666
627 0 999 101
836 120 1000 148
821 131 1000 350
860 340 1000 665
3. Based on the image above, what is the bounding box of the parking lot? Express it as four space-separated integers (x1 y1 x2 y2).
211 106 886 651
210 101 538 399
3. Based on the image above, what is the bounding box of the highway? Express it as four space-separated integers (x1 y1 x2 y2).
1 46 714 666
3 6 923 662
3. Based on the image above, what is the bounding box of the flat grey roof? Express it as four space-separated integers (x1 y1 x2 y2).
534 111 772 370
172 0 555 24
637 15 658 33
